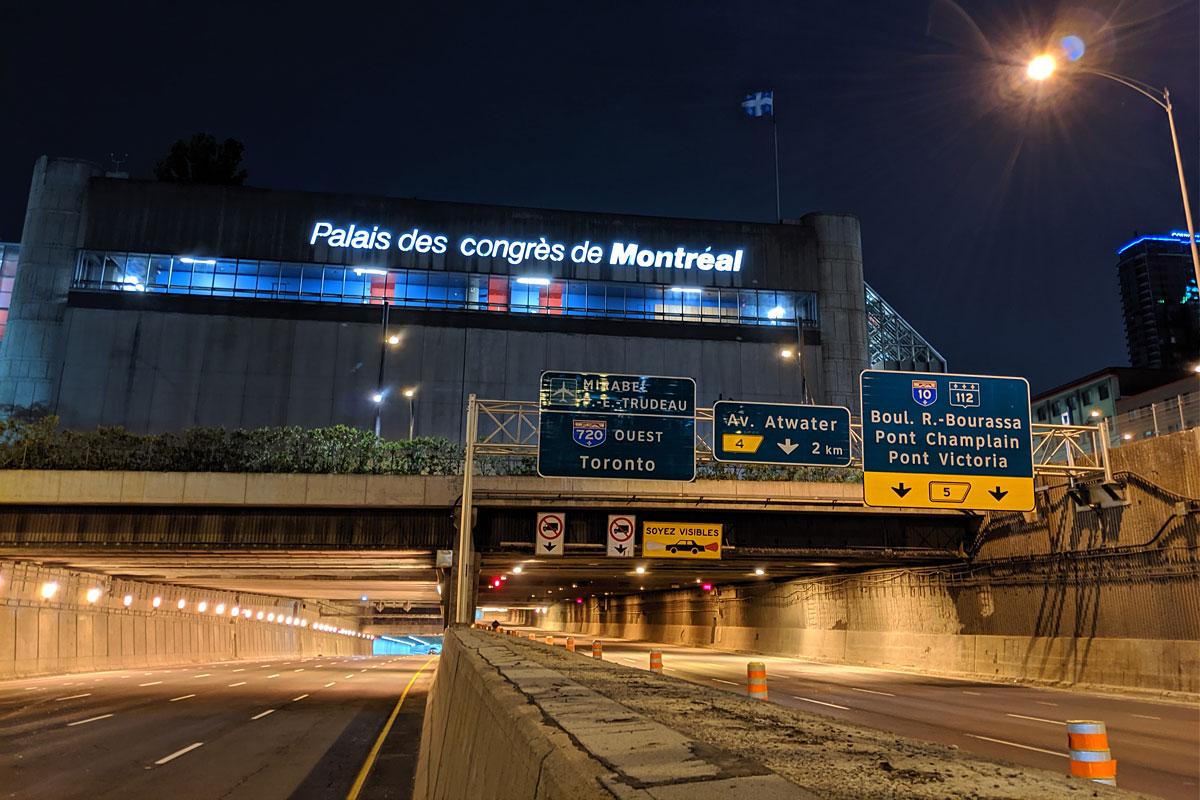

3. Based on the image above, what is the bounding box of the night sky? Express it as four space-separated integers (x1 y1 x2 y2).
1 1 1195 392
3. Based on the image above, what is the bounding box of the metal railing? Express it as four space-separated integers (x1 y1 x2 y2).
1110 392 1198 446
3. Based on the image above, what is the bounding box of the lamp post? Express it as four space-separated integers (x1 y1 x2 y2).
403 388 416 440
373 301 391 437
1027 55 1200 288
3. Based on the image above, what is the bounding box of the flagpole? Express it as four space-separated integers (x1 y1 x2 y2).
772 113 781 223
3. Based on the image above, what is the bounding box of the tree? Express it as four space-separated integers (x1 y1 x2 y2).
153 133 248 185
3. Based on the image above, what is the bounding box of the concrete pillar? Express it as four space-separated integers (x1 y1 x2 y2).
799 213 868 413
0 156 102 413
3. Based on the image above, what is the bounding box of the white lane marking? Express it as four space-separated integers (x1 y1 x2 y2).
139 681 162 687
292 694 309 702
966 734 1066 757
293 669 304 672
344 674 354 679
1132 713 1162 720
962 690 982 696
1007 713 1065 726
232 668 245 673
228 681 247 687
67 713 114 727
791 696 850 710
1035 701 1058 707
267 674 280 679
712 678 738 685
24 687 41 691
850 687 895 697
324 682 336 687
169 694 196 702
193 673 211 678
55 693 92 701
251 709 275 720
154 742 204 765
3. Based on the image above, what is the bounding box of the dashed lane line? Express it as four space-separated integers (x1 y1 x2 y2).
711 678 738 686
194 674 211 678
251 709 275 720
1006 713 1064 726
324 682 336 688
228 681 247 687
961 690 982 696
850 687 895 697
791 696 850 710
154 742 204 765
267 674 280 679
169 694 196 702
139 681 162 687
55 693 92 701
292 694 309 702
965 734 1066 758
1132 713 1162 720
1035 701 1059 707
67 714 114 727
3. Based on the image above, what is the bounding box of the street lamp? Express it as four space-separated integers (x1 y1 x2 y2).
1027 53 1200 288
403 387 416 440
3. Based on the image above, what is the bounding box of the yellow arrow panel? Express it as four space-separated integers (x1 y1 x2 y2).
863 472 1034 512
721 434 763 454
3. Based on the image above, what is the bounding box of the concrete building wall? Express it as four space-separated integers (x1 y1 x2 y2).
0 561 370 679
0 157 102 410
55 306 816 439
809 213 869 412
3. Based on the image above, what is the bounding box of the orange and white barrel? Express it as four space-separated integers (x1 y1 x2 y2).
566 637 576 652
545 635 555 646
747 661 768 700
528 633 537 641
1066 720 1116 786
649 650 663 674
592 640 603 659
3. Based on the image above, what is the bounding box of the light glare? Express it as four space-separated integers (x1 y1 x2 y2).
1027 54 1056 81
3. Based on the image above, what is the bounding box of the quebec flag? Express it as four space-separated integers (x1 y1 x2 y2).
742 90 774 118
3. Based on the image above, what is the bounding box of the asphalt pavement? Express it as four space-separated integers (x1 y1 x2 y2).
0 654 436 800
519 630 1199 800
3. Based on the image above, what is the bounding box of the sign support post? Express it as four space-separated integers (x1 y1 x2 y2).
454 393 479 625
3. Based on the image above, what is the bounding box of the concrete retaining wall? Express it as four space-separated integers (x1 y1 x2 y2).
0 560 370 678
413 630 611 800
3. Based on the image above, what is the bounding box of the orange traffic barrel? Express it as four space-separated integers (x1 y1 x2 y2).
592 640 603 659
1066 720 1117 786
747 661 768 700
528 633 537 641
545 635 554 646
649 650 663 674
566 637 576 652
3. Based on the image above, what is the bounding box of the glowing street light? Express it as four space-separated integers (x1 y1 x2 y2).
1025 47 1199 288
1026 54 1056 81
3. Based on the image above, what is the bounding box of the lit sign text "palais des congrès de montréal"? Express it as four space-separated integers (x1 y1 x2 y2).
308 221 747 272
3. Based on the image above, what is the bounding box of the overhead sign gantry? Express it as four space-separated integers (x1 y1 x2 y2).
860 370 1035 511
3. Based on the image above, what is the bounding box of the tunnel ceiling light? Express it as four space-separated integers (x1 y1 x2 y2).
197 601 208 613
230 606 239 616
267 612 275 621
85 587 102 604
215 603 225 615
635 566 646 574
177 599 187 610
755 568 766 576
123 594 134 607
257 611 265 620
152 596 162 608
40 581 59 600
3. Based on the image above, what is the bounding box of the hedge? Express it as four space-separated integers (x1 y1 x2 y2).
0 417 860 482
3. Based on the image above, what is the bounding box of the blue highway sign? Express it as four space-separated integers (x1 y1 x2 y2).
713 401 852 467
537 371 696 481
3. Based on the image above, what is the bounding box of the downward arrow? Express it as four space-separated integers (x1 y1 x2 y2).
615 544 627 554
892 483 912 498
988 486 1008 501
777 438 799 455
543 542 557 552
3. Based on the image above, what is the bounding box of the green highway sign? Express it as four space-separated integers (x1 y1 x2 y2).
860 370 1034 511
537 371 696 481
713 400 852 466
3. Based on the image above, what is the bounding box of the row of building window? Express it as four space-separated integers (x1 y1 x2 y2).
72 251 819 328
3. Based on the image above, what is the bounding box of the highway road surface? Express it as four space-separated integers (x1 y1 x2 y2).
524 631 1199 800
0 654 435 800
